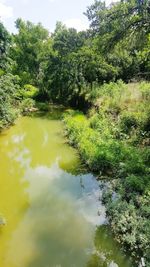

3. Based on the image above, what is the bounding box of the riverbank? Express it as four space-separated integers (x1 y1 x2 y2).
63 81 150 266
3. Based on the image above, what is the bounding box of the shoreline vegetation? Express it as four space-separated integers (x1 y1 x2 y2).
64 81 150 266
0 0 150 265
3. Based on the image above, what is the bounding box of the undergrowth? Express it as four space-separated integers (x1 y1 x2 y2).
64 81 150 265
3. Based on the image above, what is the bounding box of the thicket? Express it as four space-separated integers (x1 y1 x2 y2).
0 73 20 129
64 81 150 265
0 72 37 129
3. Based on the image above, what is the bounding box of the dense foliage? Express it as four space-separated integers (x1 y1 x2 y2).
1 0 149 106
64 81 150 265
0 22 11 70
0 73 20 129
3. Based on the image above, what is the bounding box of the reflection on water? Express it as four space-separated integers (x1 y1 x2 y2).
0 113 132 267
5 162 105 267
87 225 132 267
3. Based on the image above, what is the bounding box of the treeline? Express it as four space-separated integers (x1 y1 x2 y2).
0 0 150 117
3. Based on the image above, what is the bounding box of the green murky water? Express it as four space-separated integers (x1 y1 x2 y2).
0 110 132 267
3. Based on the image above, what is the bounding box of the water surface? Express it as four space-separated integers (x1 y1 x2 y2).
0 111 132 267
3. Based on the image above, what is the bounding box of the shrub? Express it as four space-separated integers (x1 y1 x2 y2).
20 98 35 114
36 102 49 112
65 112 124 174
106 197 150 264
120 112 139 134
0 73 20 128
124 175 150 196
139 82 150 101
142 111 150 133
17 84 39 99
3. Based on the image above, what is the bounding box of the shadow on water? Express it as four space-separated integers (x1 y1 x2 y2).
30 104 67 120
87 225 133 267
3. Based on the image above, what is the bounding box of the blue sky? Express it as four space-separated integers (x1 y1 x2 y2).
0 0 116 33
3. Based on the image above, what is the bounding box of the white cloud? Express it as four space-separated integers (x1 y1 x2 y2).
48 0 56 3
0 0 6 3
21 0 30 4
0 0 13 21
64 18 89 32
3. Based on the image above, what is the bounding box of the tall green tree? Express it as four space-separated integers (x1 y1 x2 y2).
0 22 11 70
11 19 51 85
85 0 150 49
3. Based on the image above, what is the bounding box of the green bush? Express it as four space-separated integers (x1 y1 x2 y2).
142 111 150 133
36 102 49 111
106 199 150 263
65 112 124 174
0 73 20 128
20 98 35 114
23 84 38 98
120 112 139 134
139 82 150 101
124 175 150 195
16 84 39 99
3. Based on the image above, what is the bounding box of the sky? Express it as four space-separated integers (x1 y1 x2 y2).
0 0 117 33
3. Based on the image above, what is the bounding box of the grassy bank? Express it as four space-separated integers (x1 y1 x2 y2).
64 81 150 266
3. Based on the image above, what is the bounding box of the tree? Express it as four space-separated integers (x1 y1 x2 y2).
52 22 85 56
85 0 150 51
84 0 106 35
11 19 51 85
0 22 11 70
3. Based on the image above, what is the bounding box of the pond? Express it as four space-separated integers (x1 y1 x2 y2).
0 109 132 267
